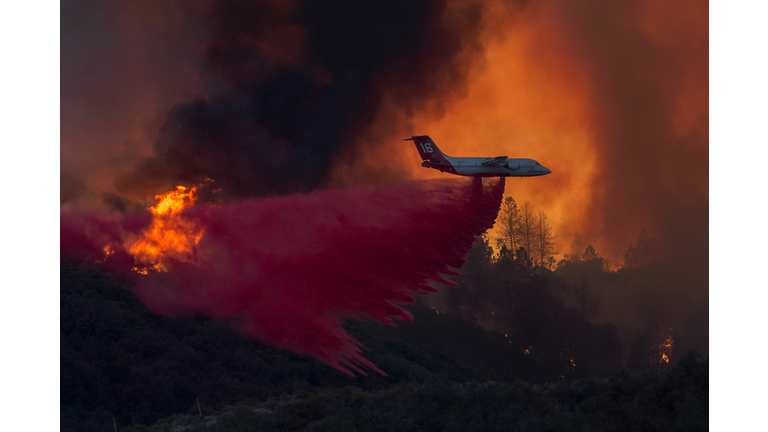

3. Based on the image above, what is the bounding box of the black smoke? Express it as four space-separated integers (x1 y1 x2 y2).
116 0 497 200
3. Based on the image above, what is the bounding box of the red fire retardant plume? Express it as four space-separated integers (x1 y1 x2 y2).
61 177 505 375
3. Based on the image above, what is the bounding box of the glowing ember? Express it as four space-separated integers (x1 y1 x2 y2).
659 334 673 364
127 186 204 271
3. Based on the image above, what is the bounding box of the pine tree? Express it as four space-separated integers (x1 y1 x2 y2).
536 210 558 269
518 202 537 265
496 197 521 255
582 244 599 261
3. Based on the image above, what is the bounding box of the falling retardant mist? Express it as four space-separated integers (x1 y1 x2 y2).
61 177 505 375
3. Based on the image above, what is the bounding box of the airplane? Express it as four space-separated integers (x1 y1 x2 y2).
405 135 551 177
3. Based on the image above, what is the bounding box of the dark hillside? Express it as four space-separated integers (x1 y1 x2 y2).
348 304 550 384
61 257 707 431
123 352 708 432
61 260 548 431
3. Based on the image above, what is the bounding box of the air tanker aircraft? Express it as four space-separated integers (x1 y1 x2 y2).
406 135 551 177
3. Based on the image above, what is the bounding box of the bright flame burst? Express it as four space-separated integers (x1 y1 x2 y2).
127 186 204 271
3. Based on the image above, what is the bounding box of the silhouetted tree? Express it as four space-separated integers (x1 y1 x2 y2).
496 197 521 254
515 246 531 269
518 202 537 265
623 229 659 268
582 244 598 261
496 244 515 263
536 210 558 269
580 244 610 273
555 254 570 270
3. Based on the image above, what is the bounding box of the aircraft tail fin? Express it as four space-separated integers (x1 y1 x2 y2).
404 135 449 162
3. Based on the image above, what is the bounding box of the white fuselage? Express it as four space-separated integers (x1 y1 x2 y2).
440 156 551 177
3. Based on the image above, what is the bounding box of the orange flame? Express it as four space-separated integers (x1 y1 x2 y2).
127 186 204 271
659 335 673 364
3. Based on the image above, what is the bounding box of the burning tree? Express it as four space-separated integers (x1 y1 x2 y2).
626 320 679 371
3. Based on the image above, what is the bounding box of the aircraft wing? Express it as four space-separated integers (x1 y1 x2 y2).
481 156 509 166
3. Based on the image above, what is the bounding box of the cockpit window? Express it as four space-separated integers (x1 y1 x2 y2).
535 162 540 166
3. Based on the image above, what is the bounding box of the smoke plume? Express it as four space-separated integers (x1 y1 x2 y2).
75 0 492 201
61 177 505 375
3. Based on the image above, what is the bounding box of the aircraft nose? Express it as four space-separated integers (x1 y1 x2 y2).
535 165 551 175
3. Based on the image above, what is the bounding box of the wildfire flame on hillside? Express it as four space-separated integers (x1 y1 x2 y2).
659 334 673 364
126 186 204 271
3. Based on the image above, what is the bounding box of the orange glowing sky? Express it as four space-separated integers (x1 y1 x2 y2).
330 4 594 259
408 1 598 261
330 0 708 266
